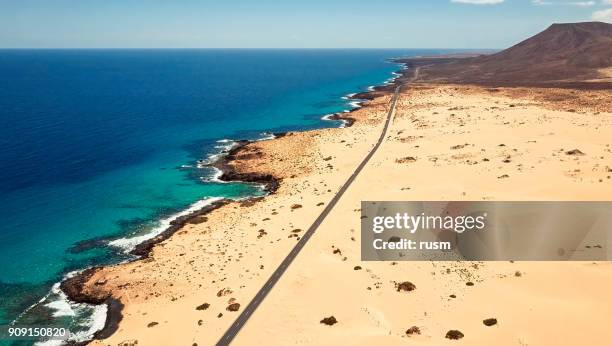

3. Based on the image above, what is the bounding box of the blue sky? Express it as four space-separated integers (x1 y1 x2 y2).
1 0 611 48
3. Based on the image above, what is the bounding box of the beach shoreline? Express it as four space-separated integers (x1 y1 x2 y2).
57 62 407 344
59 44 612 344
59 60 612 345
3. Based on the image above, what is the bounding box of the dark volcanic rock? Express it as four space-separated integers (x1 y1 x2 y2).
445 330 464 340
320 316 338 326
396 281 417 292
196 303 210 311
483 318 498 326
406 326 421 335
226 303 241 312
131 199 229 257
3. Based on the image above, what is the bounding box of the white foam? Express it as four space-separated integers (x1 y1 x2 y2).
321 113 349 128
200 167 225 183
108 197 224 252
200 140 239 165
45 284 75 317
349 100 362 108
70 304 108 342
32 277 109 346
255 132 276 141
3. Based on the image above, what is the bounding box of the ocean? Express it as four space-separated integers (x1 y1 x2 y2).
0 49 447 344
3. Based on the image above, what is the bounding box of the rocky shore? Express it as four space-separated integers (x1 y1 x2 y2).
57 65 401 344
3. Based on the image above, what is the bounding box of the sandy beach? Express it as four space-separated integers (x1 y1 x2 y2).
61 72 612 346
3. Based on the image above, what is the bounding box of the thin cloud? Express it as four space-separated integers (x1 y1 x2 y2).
450 0 505 4
533 0 596 5
593 8 612 22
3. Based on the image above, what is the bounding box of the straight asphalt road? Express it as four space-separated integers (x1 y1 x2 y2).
216 68 417 345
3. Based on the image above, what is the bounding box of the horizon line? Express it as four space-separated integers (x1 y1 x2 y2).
0 47 500 51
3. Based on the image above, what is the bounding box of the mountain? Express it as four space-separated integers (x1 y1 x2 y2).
400 22 612 86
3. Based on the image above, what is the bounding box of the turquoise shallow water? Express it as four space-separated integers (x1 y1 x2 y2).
0 49 450 343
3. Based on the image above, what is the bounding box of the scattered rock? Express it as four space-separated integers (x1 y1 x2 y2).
566 149 585 156
147 322 158 328
483 318 498 326
445 330 464 340
226 303 241 312
196 303 210 311
395 281 416 292
118 340 138 346
320 316 338 326
451 143 468 150
406 326 421 335
354 266 362 270
515 271 522 277
466 282 474 286
396 156 417 164
217 288 233 297
498 174 510 179
291 204 303 210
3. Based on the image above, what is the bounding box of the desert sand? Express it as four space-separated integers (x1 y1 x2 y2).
74 81 612 346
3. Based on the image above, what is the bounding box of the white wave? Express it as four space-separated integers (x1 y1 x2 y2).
199 140 239 166
341 93 356 100
69 303 108 343
349 100 362 108
108 197 224 253
33 279 108 346
367 85 375 91
321 113 335 121
45 284 75 318
321 113 349 128
200 167 225 184
255 132 276 141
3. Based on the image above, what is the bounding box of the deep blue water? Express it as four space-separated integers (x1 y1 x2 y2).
0 49 447 341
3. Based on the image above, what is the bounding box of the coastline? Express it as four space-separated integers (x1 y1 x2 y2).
57 63 406 344
58 56 612 345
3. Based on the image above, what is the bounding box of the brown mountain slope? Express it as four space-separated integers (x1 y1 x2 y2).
399 22 612 87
